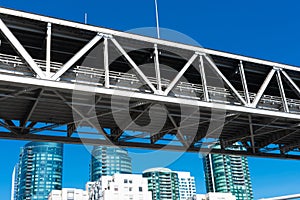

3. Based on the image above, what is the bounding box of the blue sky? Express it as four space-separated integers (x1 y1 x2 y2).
1 0 300 199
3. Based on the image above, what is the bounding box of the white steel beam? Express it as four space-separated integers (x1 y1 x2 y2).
2 73 300 120
276 70 289 112
103 37 109 88
51 33 103 80
0 19 45 79
46 23 51 78
154 44 162 93
251 68 276 107
164 53 198 95
110 37 158 93
199 55 209 102
204 55 247 105
2 7 300 74
281 70 300 96
239 61 250 104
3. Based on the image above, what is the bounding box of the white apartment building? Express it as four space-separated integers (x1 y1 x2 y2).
175 171 196 200
88 174 152 200
48 188 89 200
196 193 236 200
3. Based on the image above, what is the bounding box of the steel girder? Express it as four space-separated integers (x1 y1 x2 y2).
0 7 300 159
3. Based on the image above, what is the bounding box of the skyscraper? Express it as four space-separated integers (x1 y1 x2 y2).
203 152 253 200
175 171 196 200
16 142 63 200
142 167 180 200
90 146 132 182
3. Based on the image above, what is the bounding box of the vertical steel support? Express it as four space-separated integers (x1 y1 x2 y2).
276 70 289 112
164 53 198 95
251 68 276 107
239 61 250 105
154 44 162 93
0 19 45 79
46 23 52 78
103 37 109 88
204 55 247 105
199 55 209 102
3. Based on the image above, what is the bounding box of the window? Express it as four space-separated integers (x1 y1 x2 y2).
114 186 118 191
67 191 74 200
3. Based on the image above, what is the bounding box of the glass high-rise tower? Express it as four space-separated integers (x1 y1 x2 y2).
203 152 253 200
16 142 63 200
142 167 180 200
90 146 132 182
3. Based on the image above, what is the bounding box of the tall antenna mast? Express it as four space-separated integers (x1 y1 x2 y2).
84 13 88 24
154 0 160 39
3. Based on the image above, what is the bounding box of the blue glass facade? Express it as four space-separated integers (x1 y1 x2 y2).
90 146 132 181
203 153 253 200
16 142 63 200
142 168 180 200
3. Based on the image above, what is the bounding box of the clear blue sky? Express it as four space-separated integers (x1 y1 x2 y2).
1 0 300 199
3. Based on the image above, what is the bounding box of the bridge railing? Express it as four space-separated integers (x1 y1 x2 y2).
1 52 300 113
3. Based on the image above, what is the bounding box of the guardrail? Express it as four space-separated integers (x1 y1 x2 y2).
1 52 300 113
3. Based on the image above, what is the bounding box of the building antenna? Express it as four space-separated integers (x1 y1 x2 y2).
154 0 160 39
84 13 88 24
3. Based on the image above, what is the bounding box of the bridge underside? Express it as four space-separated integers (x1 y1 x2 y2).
1 7 300 159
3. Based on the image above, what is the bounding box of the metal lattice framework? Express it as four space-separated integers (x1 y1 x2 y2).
1 7 300 159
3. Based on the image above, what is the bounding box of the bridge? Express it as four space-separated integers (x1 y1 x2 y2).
1 7 300 159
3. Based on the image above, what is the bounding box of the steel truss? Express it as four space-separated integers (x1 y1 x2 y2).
1 7 300 159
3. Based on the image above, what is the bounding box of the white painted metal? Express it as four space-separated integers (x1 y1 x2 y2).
154 0 160 39
51 33 103 80
276 70 289 112
1 73 300 120
204 55 247 105
154 44 162 93
110 37 158 93
251 68 276 107
199 55 209 102
103 37 109 88
46 23 51 78
1 7 300 74
164 53 198 95
281 70 300 95
0 19 45 79
239 61 250 105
